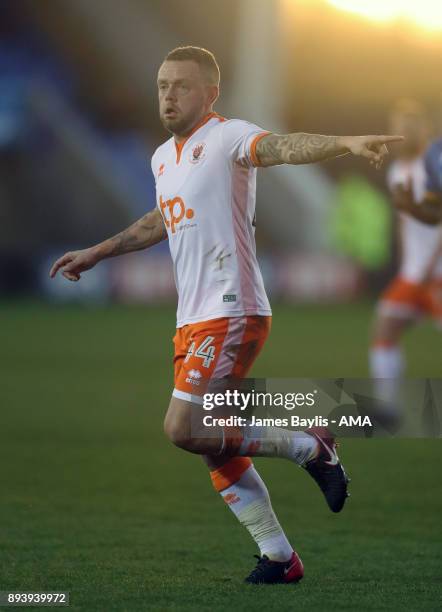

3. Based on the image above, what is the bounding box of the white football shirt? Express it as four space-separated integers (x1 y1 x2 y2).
151 113 272 327
387 158 442 283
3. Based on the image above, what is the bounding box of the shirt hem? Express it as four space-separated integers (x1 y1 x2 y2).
176 308 272 328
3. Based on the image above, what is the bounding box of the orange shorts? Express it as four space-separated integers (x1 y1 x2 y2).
172 315 271 404
379 277 442 324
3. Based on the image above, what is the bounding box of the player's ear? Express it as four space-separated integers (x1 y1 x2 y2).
208 85 219 106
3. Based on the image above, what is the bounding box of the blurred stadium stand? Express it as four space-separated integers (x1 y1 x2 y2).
0 1 164 299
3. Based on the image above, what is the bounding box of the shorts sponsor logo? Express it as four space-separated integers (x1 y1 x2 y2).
185 368 202 386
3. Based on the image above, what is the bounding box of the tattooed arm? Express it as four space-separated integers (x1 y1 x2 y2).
50 207 167 281
255 133 403 169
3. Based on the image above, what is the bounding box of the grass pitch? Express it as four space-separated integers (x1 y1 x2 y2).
1 301 441 611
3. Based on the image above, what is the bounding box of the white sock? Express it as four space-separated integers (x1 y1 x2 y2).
238 425 318 466
370 345 404 405
219 464 293 562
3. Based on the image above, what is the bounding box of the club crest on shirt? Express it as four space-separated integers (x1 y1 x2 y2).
189 142 206 164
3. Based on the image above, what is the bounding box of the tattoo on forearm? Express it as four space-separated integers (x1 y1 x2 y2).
107 209 167 256
256 133 347 166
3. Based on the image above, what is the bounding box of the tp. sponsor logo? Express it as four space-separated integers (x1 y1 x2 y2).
159 195 195 234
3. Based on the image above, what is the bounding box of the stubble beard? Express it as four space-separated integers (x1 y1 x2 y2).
160 111 202 139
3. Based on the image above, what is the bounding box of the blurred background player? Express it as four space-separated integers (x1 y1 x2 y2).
50 46 401 584
370 99 442 407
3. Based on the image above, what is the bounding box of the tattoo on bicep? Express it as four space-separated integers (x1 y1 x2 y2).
256 134 288 166
257 133 342 166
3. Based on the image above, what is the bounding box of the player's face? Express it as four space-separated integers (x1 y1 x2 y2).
157 61 217 138
389 112 428 157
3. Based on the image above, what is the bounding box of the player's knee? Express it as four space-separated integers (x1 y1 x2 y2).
163 414 192 450
372 314 406 346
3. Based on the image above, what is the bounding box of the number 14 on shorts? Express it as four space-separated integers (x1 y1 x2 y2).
185 336 216 368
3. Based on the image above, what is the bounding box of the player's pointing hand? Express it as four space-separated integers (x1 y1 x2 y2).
342 135 404 169
49 248 100 281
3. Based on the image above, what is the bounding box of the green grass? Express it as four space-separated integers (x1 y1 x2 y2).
1 301 441 611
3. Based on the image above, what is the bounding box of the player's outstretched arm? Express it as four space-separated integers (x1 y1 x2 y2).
255 133 403 169
392 183 442 226
49 207 167 281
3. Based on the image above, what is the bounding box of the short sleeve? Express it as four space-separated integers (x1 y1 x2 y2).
220 119 270 168
424 141 442 194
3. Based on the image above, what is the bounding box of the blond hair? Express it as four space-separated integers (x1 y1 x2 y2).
164 46 220 86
